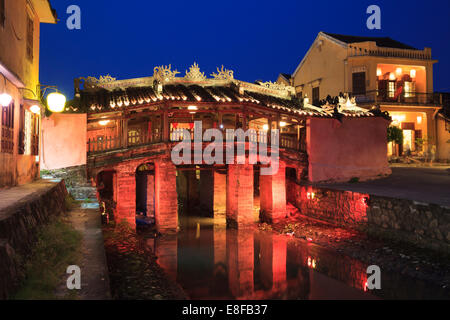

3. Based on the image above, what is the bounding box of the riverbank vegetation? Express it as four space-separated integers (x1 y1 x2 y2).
13 207 82 300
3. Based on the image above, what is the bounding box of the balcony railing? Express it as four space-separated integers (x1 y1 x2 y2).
352 90 442 106
348 46 432 60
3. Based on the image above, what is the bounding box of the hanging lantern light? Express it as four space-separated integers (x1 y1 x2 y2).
47 92 66 113
30 105 41 114
0 92 12 107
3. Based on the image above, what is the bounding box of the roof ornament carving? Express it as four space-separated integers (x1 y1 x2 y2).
303 96 328 114
86 74 116 84
258 81 287 91
153 65 180 82
211 65 234 80
257 81 296 95
338 96 367 113
185 62 206 81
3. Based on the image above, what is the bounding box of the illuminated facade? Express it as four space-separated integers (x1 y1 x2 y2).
287 32 447 160
0 0 56 187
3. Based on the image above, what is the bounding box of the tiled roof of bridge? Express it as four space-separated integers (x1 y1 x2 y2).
78 83 330 116
76 83 379 119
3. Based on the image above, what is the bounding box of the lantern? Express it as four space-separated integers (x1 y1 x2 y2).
30 105 41 114
47 92 66 113
0 93 12 107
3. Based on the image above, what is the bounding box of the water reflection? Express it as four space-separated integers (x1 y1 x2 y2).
146 218 449 300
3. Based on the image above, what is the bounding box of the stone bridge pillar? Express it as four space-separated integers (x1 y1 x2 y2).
226 164 254 228
213 169 227 226
115 166 136 226
155 160 178 232
260 161 287 223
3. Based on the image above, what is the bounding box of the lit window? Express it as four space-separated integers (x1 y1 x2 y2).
388 82 396 98
404 82 416 98
128 130 140 144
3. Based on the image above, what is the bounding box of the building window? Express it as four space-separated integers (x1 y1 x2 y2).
312 87 320 106
1 101 15 154
404 81 416 98
352 72 366 95
388 81 396 98
18 105 25 154
0 0 5 27
128 129 140 145
22 109 39 155
26 15 34 61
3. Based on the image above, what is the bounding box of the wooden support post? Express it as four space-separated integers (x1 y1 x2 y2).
163 110 169 142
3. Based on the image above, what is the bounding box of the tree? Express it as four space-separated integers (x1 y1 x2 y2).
387 126 403 145
387 126 403 156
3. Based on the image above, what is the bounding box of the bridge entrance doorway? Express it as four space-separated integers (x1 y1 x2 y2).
135 163 155 225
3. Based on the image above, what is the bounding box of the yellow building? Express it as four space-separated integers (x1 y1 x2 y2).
282 32 447 161
0 0 57 187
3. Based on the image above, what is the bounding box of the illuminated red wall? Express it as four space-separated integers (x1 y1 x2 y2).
306 117 391 183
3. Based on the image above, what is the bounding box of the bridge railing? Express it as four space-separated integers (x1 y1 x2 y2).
88 129 302 155
88 131 162 154
87 135 121 153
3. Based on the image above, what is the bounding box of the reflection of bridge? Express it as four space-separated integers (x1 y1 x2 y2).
76 67 386 231
153 227 372 300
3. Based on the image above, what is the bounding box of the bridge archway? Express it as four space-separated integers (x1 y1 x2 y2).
135 162 155 223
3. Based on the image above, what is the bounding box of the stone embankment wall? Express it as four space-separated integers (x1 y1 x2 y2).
0 181 68 299
287 180 450 253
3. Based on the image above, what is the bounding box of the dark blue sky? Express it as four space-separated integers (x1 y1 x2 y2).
40 0 450 98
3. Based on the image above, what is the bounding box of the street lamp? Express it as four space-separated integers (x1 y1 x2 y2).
0 72 12 107
0 92 12 107
47 92 66 113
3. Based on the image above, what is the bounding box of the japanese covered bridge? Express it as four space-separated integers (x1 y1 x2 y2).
70 64 391 232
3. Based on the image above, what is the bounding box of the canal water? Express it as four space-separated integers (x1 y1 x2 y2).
142 217 449 300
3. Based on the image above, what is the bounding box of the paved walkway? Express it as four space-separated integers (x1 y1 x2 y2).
318 167 450 207
68 207 111 300
0 179 110 299
0 179 61 216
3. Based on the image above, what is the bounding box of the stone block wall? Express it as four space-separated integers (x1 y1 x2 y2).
286 180 369 228
41 165 96 200
0 180 68 299
367 197 450 253
287 179 450 253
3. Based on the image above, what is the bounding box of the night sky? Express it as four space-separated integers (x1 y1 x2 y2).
40 0 450 98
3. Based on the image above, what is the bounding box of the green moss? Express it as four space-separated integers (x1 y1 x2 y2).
12 217 82 300
65 194 77 211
